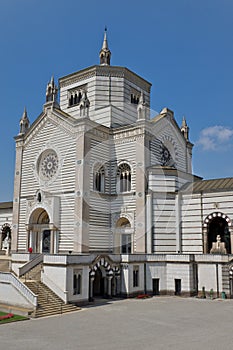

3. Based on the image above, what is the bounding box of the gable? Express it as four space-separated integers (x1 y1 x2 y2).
20 110 78 197
149 114 189 173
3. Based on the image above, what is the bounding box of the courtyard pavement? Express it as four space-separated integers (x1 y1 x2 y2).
1 296 233 350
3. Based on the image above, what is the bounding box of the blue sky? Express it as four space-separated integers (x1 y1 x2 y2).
0 0 233 201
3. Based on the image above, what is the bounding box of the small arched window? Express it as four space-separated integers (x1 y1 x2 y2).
117 163 131 193
94 166 105 192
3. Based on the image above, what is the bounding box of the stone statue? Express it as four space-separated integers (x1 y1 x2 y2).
210 235 227 254
2 232 11 255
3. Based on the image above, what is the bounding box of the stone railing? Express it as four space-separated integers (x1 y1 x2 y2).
121 253 195 263
42 273 68 303
18 254 43 277
0 272 37 307
44 254 93 265
11 253 39 263
43 254 68 265
195 254 231 263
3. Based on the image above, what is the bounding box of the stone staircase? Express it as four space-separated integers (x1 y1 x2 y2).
20 260 80 318
24 280 80 318
0 255 80 318
21 262 43 282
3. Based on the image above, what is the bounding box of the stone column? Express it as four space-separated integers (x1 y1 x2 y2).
116 274 121 295
135 134 147 253
107 272 113 298
28 229 32 251
74 128 91 253
175 193 181 253
230 226 233 254
53 231 58 254
39 231 43 253
146 193 152 253
203 227 208 254
50 230 55 254
0 231 2 251
11 138 24 252
89 271 95 301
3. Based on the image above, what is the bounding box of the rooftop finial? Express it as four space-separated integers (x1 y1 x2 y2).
99 28 111 65
19 107 30 135
46 75 58 104
102 26 108 49
182 116 187 127
181 116 189 141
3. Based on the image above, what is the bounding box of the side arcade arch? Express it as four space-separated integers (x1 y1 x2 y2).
203 212 232 254
89 256 120 300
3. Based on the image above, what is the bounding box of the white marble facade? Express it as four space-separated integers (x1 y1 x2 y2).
1 31 233 306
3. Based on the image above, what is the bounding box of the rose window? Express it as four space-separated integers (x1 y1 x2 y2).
38 150 59 181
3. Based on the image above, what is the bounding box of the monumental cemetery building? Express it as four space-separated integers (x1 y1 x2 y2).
0 31 233 315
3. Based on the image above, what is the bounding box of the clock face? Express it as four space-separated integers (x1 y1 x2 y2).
38 150 59 181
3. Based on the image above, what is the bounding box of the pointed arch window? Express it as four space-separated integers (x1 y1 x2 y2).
117 163 131 193
94 166 105 192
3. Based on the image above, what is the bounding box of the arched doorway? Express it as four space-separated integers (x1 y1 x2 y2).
28 208 52 253
89 256 120 301
204 213 232 254
93 267 106 297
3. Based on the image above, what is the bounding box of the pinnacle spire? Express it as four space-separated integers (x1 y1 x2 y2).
138 91 145 105
102 27 109 50
22 107 28 120
50 75 55 85
182 116 187 127
45 75 59 105
181 116 189 141
19 107 30 135
99 28 111 65
137 91 148 120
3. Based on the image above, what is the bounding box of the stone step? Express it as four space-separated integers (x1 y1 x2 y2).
24 281 80 318
35 306 80 318
34 308 78 318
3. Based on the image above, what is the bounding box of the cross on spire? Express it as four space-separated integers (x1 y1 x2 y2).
99 28 111 65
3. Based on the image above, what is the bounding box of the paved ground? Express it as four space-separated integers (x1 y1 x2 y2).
1 297 233 350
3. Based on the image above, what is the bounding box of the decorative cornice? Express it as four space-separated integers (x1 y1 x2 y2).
59 66 97 88
24 115 47 147
112 124 147 143
59 65 151 92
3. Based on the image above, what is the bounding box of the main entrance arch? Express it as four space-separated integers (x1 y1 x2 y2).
27 208 55 253
203 212 232 254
